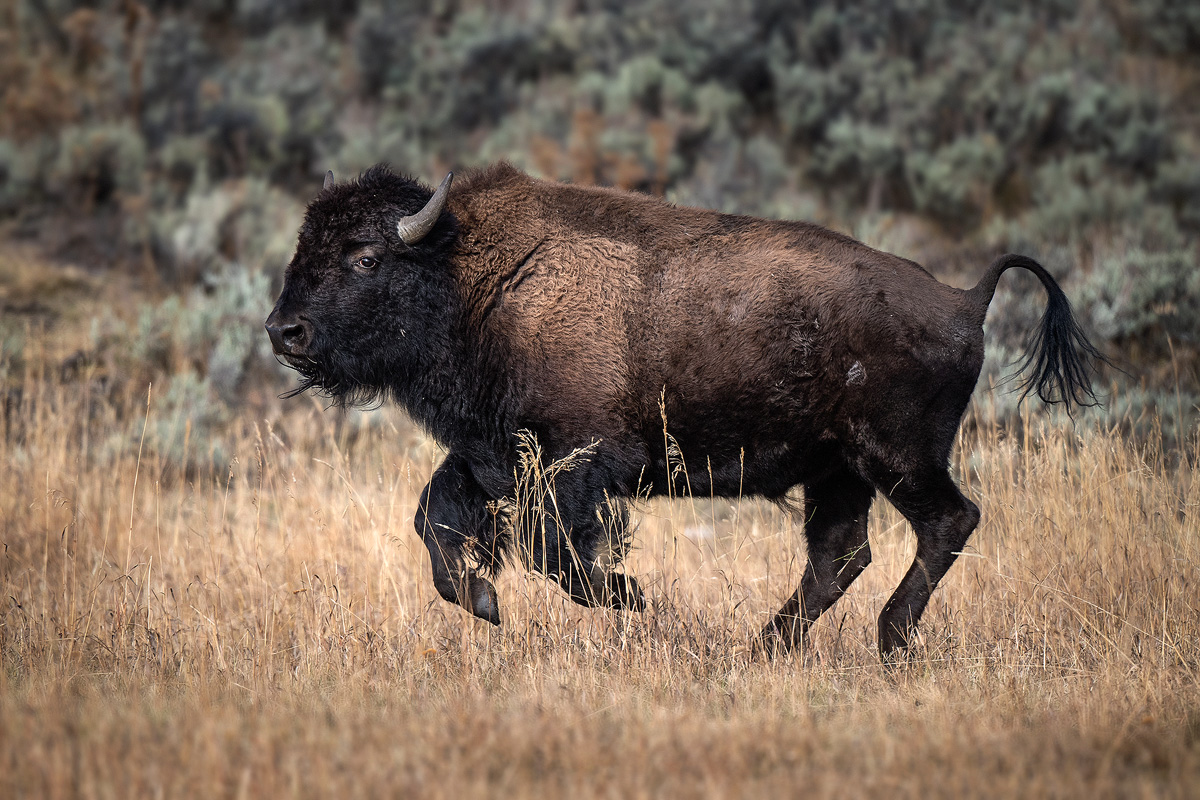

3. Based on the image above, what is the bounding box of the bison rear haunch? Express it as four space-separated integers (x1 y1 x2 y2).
265 163 1104 658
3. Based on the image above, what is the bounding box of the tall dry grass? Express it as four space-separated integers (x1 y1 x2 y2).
2 330 1199 798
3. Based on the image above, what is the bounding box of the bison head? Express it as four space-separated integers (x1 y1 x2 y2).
265 166 457 405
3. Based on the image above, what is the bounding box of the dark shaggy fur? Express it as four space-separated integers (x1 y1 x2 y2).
266 163 1105 656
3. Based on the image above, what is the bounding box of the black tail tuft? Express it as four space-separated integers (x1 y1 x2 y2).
970 254 1109 414
1014 278 1106 410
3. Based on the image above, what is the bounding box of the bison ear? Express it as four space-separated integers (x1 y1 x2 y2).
323 170 335 191
396 172 453 245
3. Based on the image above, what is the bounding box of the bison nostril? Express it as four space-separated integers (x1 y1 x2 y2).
266 319 311 355
281 324 307 347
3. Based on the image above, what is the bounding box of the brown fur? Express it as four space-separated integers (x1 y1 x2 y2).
448 164 976 497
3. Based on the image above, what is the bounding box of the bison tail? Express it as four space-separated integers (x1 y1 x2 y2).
968 254 1107 413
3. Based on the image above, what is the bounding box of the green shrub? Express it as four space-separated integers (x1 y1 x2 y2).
149 369 232 473
1030 154 1149 239
94 263 285 469
49 122 146 208
0 139 28 212
906 135 1005 227
1153 154 1200 230
4 0 1198 442
1081 248 1200 346
809 119 902 207
149 177 303 281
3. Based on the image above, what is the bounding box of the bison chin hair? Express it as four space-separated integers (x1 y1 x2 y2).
276 353 388 410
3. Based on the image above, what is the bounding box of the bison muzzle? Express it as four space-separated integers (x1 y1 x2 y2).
265 163 1104 658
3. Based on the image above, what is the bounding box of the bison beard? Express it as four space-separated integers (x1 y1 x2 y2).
266 163 1105 659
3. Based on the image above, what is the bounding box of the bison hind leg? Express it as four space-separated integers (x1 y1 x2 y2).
755 468 875 657
875 467 980 658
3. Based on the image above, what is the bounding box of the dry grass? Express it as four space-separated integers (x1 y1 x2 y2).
2 324 1199 798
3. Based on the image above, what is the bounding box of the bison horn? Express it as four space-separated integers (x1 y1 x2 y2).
397 172 453 245
323 170 335 190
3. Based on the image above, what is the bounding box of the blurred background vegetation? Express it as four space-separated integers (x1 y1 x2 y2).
1 0 1198 458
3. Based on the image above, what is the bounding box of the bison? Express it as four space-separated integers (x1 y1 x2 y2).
266 163 1103 657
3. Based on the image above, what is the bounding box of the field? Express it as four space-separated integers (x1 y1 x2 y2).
2 0 1199 794
0 256 1196 798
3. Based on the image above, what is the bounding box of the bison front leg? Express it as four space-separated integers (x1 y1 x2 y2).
415 454 502 625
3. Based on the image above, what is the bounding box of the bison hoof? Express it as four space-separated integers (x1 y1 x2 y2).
605 573 646 612
467 574 501 626
750 628 791 661
752 614 807 660
877 621 914 664
434 569 502 625
878 639 916 667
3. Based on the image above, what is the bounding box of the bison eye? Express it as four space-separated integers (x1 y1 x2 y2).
356 256 379 270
